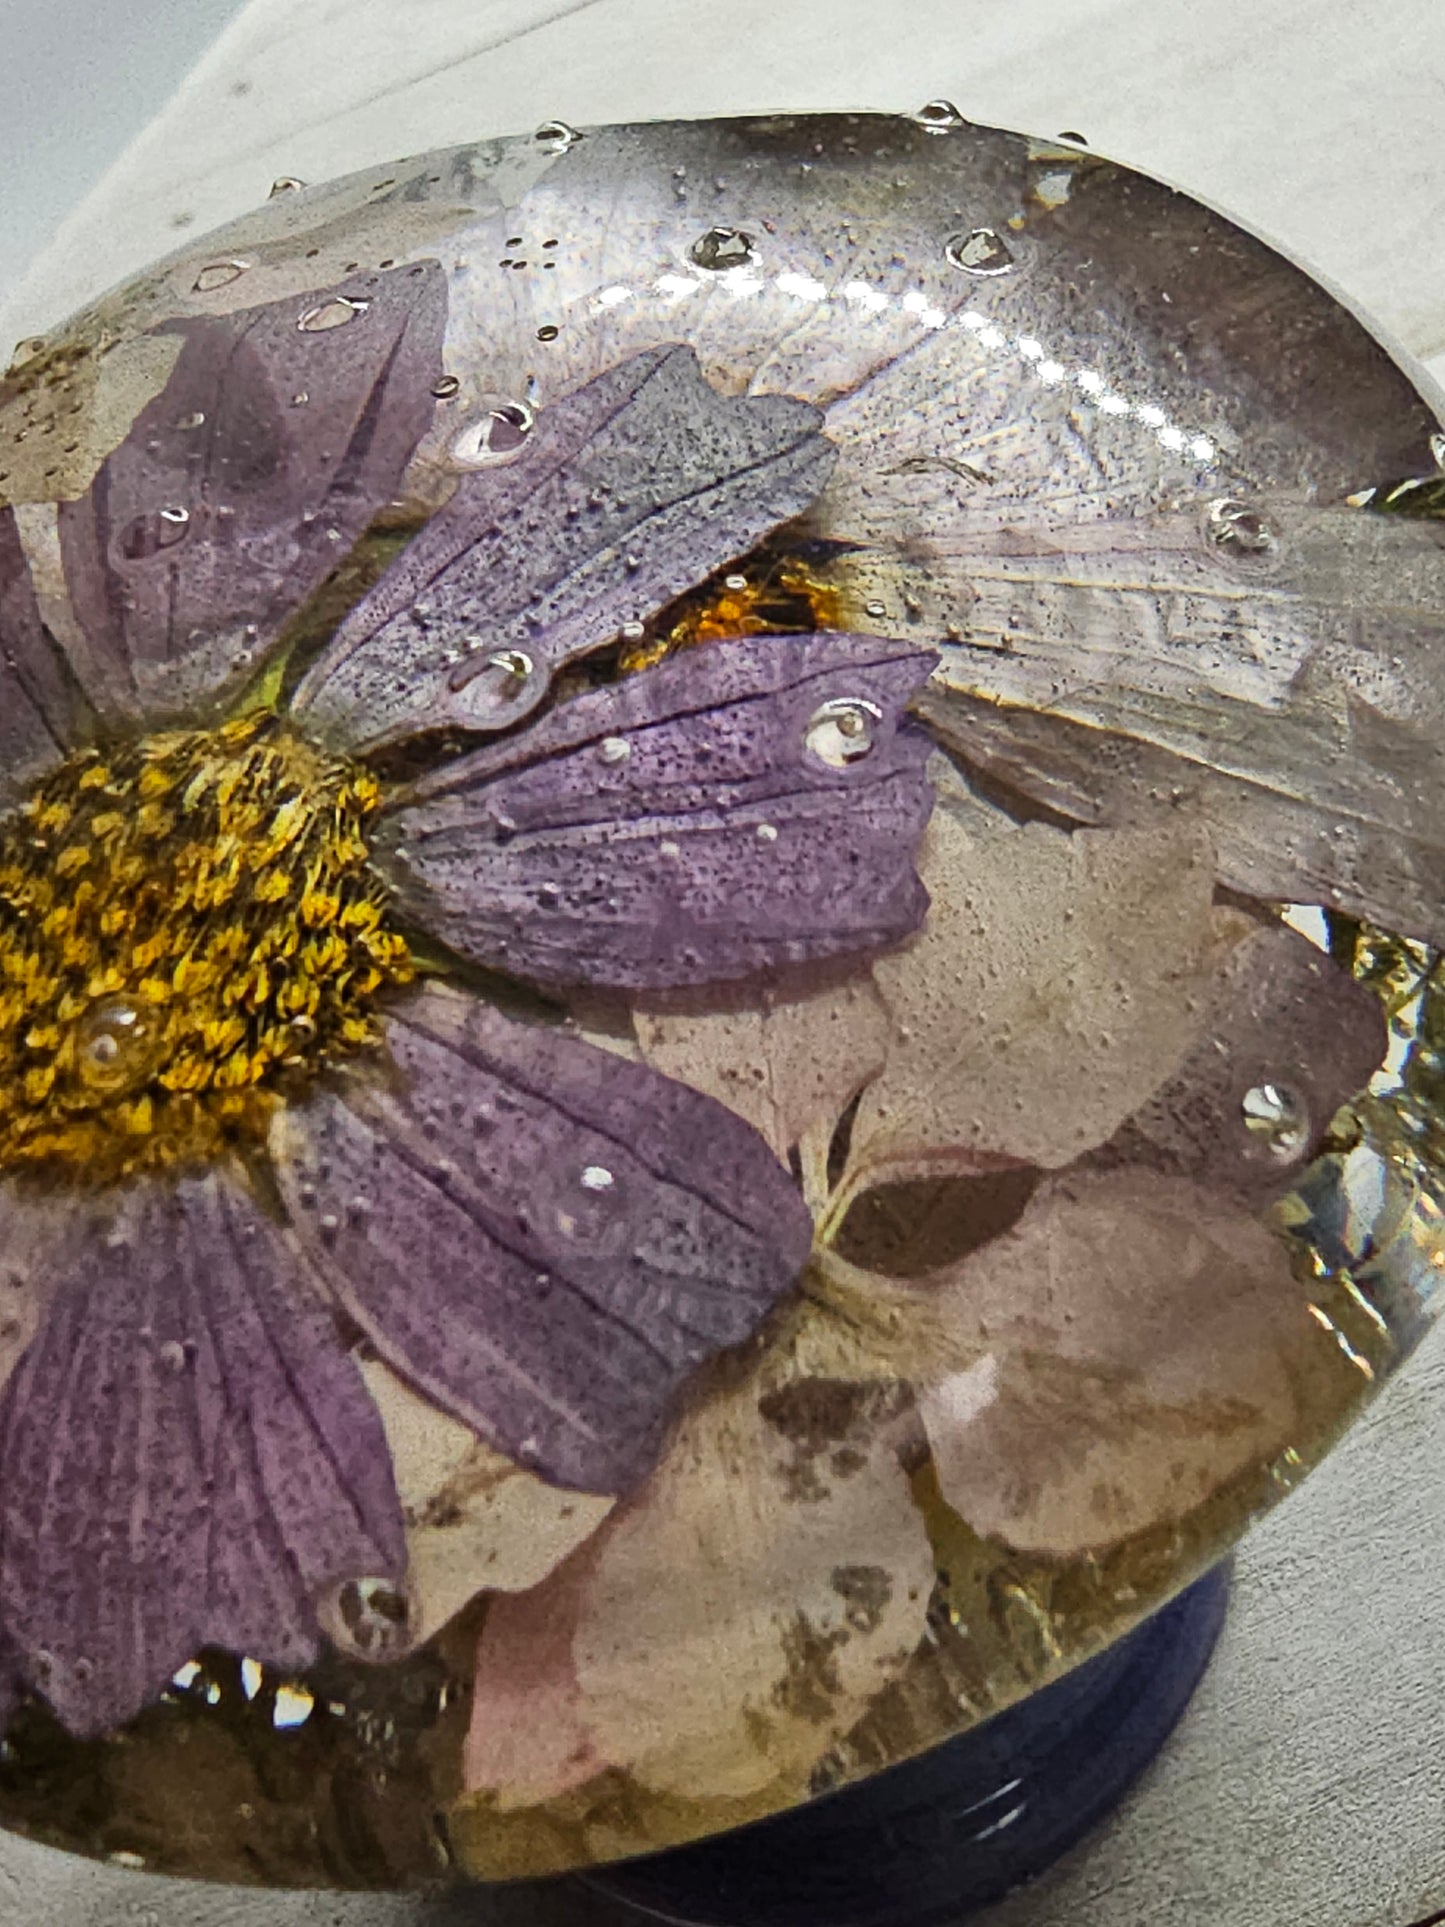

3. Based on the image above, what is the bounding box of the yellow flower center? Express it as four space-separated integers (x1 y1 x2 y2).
0 710 412 1186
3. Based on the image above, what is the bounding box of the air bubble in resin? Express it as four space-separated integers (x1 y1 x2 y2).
297 295 369 332
946 227 1016 275
805 697 882 766
690 226 756 271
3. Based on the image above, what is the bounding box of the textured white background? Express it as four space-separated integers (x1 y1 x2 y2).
0 0 245 299
3 3 1445 1923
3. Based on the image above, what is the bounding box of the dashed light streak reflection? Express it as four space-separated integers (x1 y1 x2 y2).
588 256 1219 467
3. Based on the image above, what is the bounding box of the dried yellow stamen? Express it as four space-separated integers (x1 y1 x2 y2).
618 551 849 673
0 711 412 1184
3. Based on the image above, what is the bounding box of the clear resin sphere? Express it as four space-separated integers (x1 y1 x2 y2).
0 108 1439 1889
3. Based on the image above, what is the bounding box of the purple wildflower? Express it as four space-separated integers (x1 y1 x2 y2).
0 262 937 1737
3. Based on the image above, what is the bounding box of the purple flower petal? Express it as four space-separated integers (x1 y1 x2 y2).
1096 921 1387 1205
273 983 814 1495
292 344 835 752
55 263 446 725
372 631 937 989
0 1171 404 1738
0 508 89 805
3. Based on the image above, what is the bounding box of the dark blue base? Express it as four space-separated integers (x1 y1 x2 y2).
579 1564 1231 1927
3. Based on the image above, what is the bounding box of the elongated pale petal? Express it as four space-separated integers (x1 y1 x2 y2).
375 632 936 990
54 263 446 724
916 1167 1327 1557
293 343 834 751
808 127 1445 947
919 676 1445 953
273 983 812 1496
0 1171 405 1738
0 509 89 806
842 801 1230 1185
465 1332 933 1811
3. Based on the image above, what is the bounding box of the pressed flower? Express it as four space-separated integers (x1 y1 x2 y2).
0 262 939 1738
0 99 1438 1896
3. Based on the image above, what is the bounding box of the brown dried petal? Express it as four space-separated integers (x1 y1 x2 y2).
358 1358 613 1645
918 1167 1319 1556
0 330 182 507
466 1331 933 1805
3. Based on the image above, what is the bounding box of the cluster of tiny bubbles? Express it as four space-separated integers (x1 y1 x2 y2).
191 259 249 293
450 399 535 467
170 1655 318 1733
913 99 969 133
689 226 757 272
1242 1082 1312 1159
804 697 882 768
945 227 1017 276
268 175 307 197
297 294 370 333
534 119 581 155
320 1576 415 1663
1205 496 1278 555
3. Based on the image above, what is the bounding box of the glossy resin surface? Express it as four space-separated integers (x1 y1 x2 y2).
0 108 1439 1888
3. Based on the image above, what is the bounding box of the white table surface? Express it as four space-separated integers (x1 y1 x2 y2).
3 4 1445 1923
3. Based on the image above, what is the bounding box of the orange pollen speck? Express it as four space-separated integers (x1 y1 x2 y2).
618 550 850 673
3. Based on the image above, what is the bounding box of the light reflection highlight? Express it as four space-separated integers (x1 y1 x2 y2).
592 254 1220 468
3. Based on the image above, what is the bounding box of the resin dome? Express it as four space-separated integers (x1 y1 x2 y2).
0 108 1438 1888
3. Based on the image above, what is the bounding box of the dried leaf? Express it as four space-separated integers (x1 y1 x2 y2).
359 1357 613 1645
